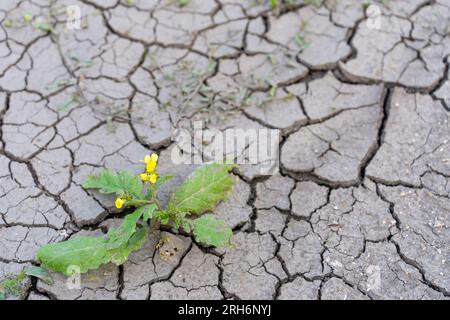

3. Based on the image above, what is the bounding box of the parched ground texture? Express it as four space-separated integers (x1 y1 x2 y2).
0 0 449 300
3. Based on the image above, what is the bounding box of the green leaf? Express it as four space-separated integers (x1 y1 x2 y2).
4 19 13 28
108 224 148 265
0 271 26 300
168 163 236 215
192 215 232 247
268 81 277 98
37 227 149 276
106 209 144 250
294 33 310 50
180 218 194 233
37 237 109 276
154 210 170 225
23 14 33 23
155 174 175 188
82 170 143 198
172 211 188 229
24 267 53 285
142 204 158 222
82 170 121 194
145 175 174 198
37 208 152 276
179 0 190 7
269 0 278 9
58 97 75 112
33 20 51 32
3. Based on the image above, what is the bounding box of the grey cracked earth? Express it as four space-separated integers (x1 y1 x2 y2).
0 0 449 300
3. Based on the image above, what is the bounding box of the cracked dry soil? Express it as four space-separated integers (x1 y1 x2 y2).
0 0 449 300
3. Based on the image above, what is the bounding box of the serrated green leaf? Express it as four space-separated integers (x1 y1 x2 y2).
82 170 121 194
82 170 143 198
24 266 53 285
192 215 232 247
37 237 109 276
154 210 170 225
37 228 149 276
106 209 144 250
168 163 236 215
142 204 158 222
37 208 152 276
171 211 188 229
108 224 148 265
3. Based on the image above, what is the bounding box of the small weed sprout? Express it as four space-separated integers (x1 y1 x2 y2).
0 267 53 300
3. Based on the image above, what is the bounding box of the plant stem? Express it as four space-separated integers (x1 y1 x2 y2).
126 199 153 207
150 184 162 231
150 184 162 211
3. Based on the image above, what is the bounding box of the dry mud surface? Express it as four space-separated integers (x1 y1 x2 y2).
0 0 449 300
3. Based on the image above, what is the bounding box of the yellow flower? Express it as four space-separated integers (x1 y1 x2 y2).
149 173 158 184
143 153 158 173
140 172 158 184
115 197 126 209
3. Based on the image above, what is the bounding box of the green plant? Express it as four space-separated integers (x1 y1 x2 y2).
32 19 52 32
269 0 278 9
294 33 310 50
3 19 13 28
0 267 53 300
179 0 190 7
37 155 236 276
23 14 33 23
268 80 278 98
304 0 323 6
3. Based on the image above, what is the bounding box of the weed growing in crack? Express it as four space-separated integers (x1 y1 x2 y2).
70 56 95 68
2 10 55 33
269 0 279 10
2 9 36 29
32 18 52 32
36 155 237 276
2 0 89 34
156 58 217 113
3 19 13 28
178 0 191 7
304 0 324 7
267 0 323 10
294 33 310 50
0 267 53 300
